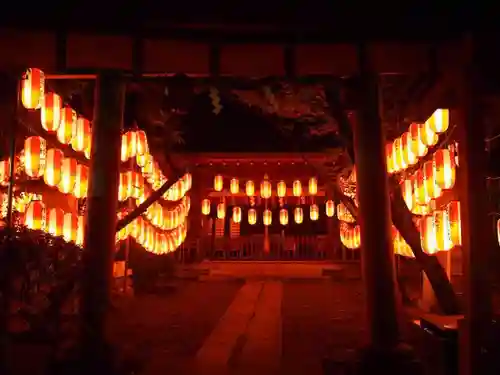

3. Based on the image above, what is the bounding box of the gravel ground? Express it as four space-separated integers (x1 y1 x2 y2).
281 279 365 375
108 279 244 373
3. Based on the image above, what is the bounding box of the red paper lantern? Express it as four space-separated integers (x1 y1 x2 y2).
136 130 149 155
0 159 11 186
76 216 85 246
44 148 63 186
41 92 62 131
71 117 91 152
24 136 47 178
57 107 77 144
24 200 46 230
63 213 79 242
118 172 130 201
21 68 45 109
433 148 456 190
74 164 89 198
58 158 78 194
409 123 428 158
47 207 65 236
423 161 442 200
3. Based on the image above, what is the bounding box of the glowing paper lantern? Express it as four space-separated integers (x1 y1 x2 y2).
423 161 442 200
24 200 46 230
310 204 319 221
47 208 64 236
308 177 318 196
118 173 130 201
58 158 78 194
386 143 395 173
63 213 78 242
447 201 462 246
263 209 272 226
136 130 149 155
433 210 453 252
57 107 77 144
24 136 47 178
230 178 239 194
409 122 428 158
434 148 456 190
277 181 286 198
201 199 211 215
326 200 335 217
71 117 91 152
124 131 137 160
21 68 45 109
76 216 85 245
246 180 255 196
248 208 257 225
401 132 417 166
214 175 223 192
0 159 10 186
419 215 437 255
419 122 438 147
217 203 225 219
392 137 406 171
260 179 272 199
44 148 63 186
41 92 62 131
293 180 302 197
74 164 89 198
427 109 449 134
294 207 303 224
279 209 288 225
233 206 242 224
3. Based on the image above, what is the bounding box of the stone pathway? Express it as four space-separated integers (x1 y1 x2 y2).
108 278 366 375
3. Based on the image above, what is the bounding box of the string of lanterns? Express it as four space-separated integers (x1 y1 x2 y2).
342 108 465 256
7 196 186 254
213 175 320 197
16 68 192 254
386 109 449 174
201 199 335 224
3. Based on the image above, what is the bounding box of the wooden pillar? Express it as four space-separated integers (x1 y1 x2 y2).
350 45 419 374
456 35 492 375
80 70 124 370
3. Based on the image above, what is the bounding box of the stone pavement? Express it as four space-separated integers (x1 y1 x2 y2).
108 278 366 375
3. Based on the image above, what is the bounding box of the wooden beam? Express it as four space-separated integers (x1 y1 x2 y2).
0 29 447 76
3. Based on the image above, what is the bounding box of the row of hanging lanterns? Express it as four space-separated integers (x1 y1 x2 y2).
116 216 187 255
387 109 450 174
202 199 335 221
400 147 457 214
20 69 191 255
24 200 84 245
213 176 318 197
22 197 187 255
22 136 90 198
21 69 173 196
140 195 191 231
21 131 191 203
340 220 416 258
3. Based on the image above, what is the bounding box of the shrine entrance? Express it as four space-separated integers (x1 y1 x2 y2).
182 153 361 263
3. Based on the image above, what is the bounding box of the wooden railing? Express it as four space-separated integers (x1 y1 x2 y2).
176 235 361 263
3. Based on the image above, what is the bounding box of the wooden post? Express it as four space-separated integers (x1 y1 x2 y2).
456 35 492 375
350 44 420 374
80 70 124 370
